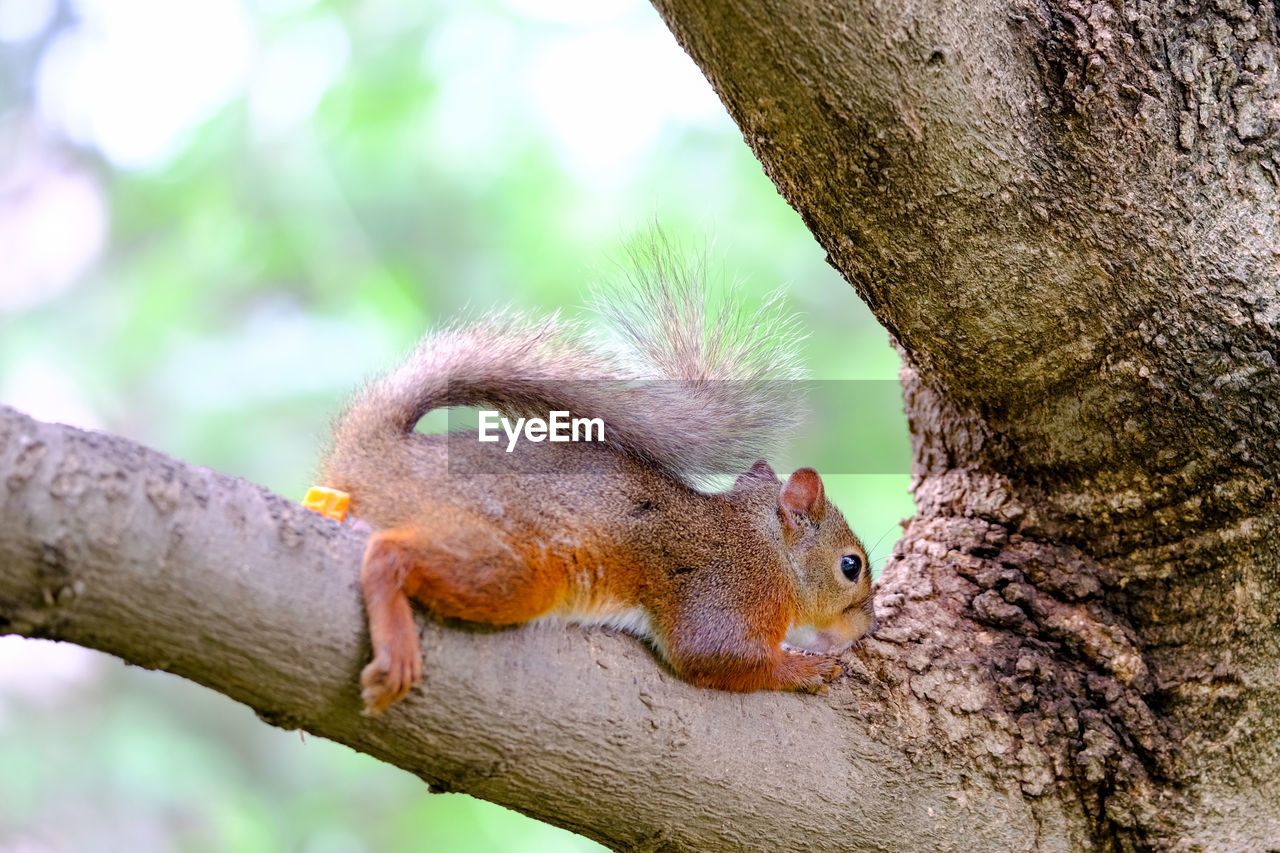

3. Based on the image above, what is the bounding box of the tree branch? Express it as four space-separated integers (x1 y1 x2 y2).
0 405 1054 852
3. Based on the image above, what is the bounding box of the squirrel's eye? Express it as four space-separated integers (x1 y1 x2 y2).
840 554 863 582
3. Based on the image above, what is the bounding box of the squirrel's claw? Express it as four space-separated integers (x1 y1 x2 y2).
360 647 422 715
780 647 841 693
805 659 841 692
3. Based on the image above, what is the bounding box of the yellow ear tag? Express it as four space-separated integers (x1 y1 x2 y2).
302 486 350 521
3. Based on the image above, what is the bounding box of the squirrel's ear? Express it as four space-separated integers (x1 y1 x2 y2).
731 459 778 491
780 467 826 529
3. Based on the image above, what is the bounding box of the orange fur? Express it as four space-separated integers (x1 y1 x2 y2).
341 458 873 712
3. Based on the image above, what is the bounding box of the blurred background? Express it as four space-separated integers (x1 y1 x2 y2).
0 0 913 849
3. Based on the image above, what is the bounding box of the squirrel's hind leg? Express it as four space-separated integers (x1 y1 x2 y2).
360 529 425 714
359 519 563 714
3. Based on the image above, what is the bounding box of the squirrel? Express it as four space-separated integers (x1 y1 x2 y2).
318 255 875 714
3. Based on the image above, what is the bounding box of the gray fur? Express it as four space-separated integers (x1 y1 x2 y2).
328 254 808 486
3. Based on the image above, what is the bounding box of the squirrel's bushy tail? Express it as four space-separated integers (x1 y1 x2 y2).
324 247 807 486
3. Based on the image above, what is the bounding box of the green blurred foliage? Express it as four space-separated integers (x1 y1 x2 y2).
0 0 913 849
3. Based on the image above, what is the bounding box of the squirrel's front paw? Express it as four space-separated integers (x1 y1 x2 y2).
785 650 841 694
361 645 422 715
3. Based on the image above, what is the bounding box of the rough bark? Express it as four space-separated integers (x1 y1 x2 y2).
650 0 1280 849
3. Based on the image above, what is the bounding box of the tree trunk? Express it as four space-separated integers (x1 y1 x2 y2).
649 0 1280 848
3 0 1279 850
